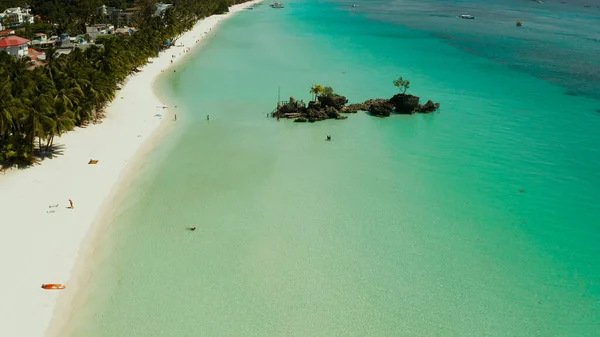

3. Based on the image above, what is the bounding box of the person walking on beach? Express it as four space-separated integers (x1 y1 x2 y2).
69 199 74 209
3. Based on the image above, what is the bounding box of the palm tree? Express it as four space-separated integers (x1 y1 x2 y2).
86 72 116 121
0 78 15 141
310 84 324 102
21 95 55 154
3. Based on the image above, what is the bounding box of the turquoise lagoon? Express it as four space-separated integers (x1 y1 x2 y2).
65 1 600 336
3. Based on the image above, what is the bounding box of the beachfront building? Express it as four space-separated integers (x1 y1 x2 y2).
0 36 30 57
155 3 173 17
33 33 47 42
123 7 141 18
27 47 45 64
86 24 115 39
30 33 54 47
0 7 35 26
0 29 15 38
114 26 136 35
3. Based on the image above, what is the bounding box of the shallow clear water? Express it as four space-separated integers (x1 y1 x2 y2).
66 1 600 336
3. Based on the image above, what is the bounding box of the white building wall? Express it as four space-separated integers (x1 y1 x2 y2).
0 44 29 57
1 7 34 24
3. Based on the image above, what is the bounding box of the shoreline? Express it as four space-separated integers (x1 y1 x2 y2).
0 2 263 336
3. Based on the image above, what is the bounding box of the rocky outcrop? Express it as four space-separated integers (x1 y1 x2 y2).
354 95 440 116
366 99 394 117
389 94 420 114
388 94 440 114
342 103 366 113
273 91 439 122
318 94 348 110
277 97 304 115
418 100 440 113
274 94 349 122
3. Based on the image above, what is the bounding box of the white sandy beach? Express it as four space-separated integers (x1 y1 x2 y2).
0 1 262 336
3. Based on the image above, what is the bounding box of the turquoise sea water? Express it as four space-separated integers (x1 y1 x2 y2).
65 1 600 336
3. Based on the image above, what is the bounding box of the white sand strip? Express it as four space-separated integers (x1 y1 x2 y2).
0 1 262 336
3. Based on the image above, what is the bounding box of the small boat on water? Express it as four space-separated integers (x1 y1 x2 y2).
459 14 475 19
270 2 284 8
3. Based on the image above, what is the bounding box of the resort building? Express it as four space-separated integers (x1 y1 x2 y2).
30 33 52 47
85 24 115 39
114 26 136 35
0 36 31 57
27 47 46 63
0 7 35 26
0 29 15 38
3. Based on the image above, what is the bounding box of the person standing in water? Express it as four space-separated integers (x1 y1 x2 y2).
174 114 177 121
206 114 210 121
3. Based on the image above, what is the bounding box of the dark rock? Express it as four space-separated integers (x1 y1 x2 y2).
417 100 440 113
307 101 322 110
324 106 341 119
318 94 348 110
306 108 329 122
389 94 420 114
273 89 439 122
277 99 304 115
367 99 394 117
342 103 368 113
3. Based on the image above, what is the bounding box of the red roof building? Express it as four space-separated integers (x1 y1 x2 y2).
0 29 15 37
27 48 45 61
0 36 30 47
0 36 31 57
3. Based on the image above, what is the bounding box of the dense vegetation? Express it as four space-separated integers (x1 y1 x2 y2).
1 0 248 167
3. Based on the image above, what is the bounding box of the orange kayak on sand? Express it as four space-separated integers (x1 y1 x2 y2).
41 284 66 290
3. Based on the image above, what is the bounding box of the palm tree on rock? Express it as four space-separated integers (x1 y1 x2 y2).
310 84 324 102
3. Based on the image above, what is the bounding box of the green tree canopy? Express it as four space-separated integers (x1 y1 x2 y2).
1 0 253 168
309 84 324 101
393 76 410 94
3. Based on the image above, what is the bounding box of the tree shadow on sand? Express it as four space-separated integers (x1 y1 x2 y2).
1 144 67 173
34 144 66 162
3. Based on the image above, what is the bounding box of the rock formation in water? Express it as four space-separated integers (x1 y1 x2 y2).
273 90 440 122
273 96 349 123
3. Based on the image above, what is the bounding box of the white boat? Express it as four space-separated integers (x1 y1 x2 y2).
270 2 284 8
459 14 475 19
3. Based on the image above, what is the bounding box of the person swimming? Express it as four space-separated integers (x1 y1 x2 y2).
188 226 197 231
326 135 331 141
